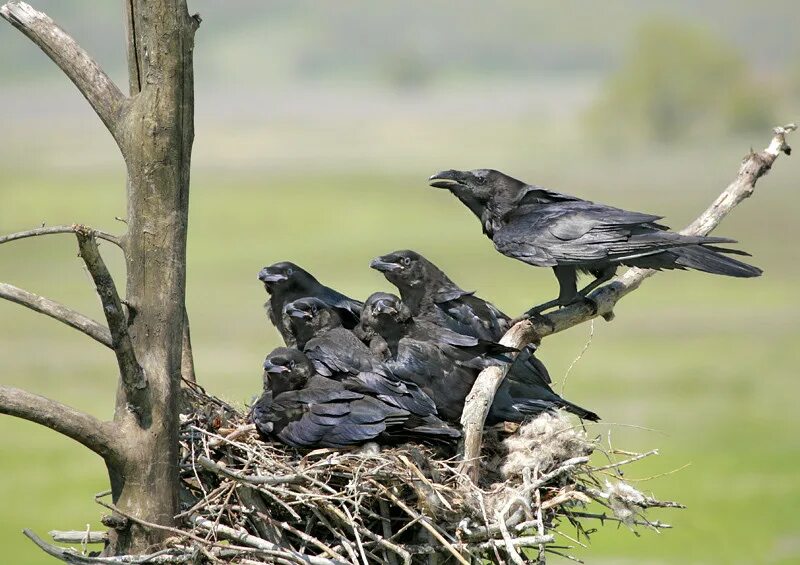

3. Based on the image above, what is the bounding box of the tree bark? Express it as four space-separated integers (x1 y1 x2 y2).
105 0 198 554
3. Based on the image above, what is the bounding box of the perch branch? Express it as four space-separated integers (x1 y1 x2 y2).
0 225 121 248
0 386 117 460
0 282 112 347
0 1 128 143
75 228 145 396
459 124 796 485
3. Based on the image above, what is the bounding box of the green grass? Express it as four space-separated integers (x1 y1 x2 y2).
1 142 799 564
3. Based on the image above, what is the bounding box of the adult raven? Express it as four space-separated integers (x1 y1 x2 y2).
361 292 599 423
257 261 363 346
370 250 509 341
429 169 761 313
283 297 443 420
251 347 459 448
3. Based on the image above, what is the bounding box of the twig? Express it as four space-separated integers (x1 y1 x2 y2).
0 225 121 248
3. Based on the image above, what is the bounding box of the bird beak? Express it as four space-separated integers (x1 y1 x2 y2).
257 268 287 284
285 305 312 319
369 258 402 272
429 170 467 189
263 360 290 374
373 300 398 316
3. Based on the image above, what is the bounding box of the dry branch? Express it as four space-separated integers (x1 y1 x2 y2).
75 228 145 396
0 386 117 460
0 282 112 347
459 124 797 484
0 1 127 143
0 225 121 248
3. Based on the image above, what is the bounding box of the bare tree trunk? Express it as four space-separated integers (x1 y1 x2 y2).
107 1 198 554
0 0 199 556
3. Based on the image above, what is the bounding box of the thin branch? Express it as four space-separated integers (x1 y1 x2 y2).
0 2 128 143
75 227 145 396
0 282 112 347
24 529 189 564
459 124 796 485
0 225 121 248
0 385 117 460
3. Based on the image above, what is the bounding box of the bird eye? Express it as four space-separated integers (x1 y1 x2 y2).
286 267 293 276
401 257 411 266
475 176 487 186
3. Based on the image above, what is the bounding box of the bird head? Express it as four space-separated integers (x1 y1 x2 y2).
257 261 314 294
283 297 342 337
429 169 528 218
262 347 314 396
361 292 412 335
369 250 430 290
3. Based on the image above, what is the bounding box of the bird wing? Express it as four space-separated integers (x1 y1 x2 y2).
433 292 510 342
304 329 378 377
320 287 364 327
495 202 675 265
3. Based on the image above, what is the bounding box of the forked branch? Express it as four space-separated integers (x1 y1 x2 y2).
0 283 112 347
459 124 797 485
75 228 145 396
0 225 121 248
0 386 117 460
0 1 127 143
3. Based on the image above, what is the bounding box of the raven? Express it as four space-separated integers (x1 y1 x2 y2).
251 347 458 448
283 297 444 420
257 261 363 346
361 292 598 423
370 250 509 341
429 169 761 313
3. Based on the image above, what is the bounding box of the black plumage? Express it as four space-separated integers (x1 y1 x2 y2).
361 292 598 423
282 298 447 422
370 250 509 341
429 169 761 311
251 347 459 448
257 261 363 346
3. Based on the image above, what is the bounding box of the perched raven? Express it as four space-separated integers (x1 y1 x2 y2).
283 297 445 420
251 347 458 448
257 261 363 346
429 169 761 312
370 250 509 341
361 292 598 423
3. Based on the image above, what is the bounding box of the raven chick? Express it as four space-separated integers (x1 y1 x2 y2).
360 292 597 423
429 169 761 313
251 347 458 448
370 249 509 341
257 261 363 346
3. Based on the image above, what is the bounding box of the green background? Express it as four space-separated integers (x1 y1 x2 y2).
1 2 798 563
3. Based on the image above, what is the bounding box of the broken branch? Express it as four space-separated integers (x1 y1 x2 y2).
0 2 128 144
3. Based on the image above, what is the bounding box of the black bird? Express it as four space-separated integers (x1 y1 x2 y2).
251 348 458 448
257 261 363 346
361 292 598 423
282 297 446 421
370 250 509 341
429 169 761 313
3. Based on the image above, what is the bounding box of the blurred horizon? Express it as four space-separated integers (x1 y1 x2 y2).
1 2 799 564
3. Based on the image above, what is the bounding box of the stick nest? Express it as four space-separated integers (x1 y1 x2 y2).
126 383 677 564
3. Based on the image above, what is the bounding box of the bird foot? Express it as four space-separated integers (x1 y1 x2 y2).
510 311 556 333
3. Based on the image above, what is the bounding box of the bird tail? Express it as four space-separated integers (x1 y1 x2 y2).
556 399 600 422
632 243 762 278
672 245 762 277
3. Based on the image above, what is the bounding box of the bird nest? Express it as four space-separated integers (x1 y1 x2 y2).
129 382 679 564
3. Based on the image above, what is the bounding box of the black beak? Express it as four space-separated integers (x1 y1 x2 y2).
258 268 288 284
429 169 467 189
369 258 402 272
373 299 398 316
263 359 290 374
285 305 312 319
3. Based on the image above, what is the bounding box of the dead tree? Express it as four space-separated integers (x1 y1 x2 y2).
0 0 199 556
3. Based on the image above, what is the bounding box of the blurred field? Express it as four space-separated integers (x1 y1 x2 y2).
2 1 800 563
1 134 799 563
